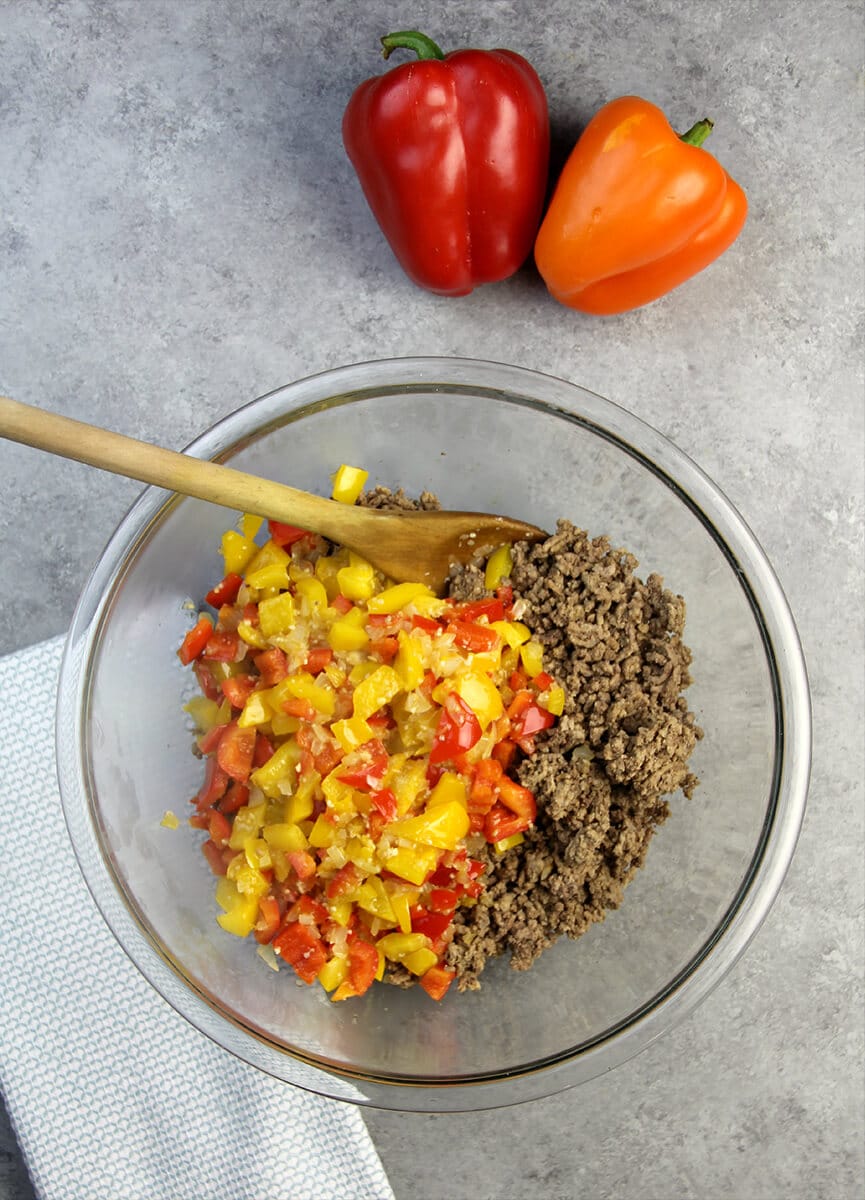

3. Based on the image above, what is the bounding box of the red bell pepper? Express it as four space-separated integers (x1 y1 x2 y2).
343 30 550 296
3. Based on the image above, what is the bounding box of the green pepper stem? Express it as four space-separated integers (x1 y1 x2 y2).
679 118 714 148
380 30 446 61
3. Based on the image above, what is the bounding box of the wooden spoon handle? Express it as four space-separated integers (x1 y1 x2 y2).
0 395 341 535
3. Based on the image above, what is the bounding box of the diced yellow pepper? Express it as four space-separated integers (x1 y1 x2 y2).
245 562 291 591
216 895 259 937
295 575 328 617
391 758 428 815
484 544 513 590
237 619 269 649
383 844 441 886
385 887 418 933
377 931 428 961
331 463 369 505
352 665 402 721
183 695 223 732
394 630 425 691
410 593 447 618
402 947 439 976
314 555 341 599
215 876 241 912
388 799 470 851
285 772 318 823
427 772 467 810
244 837 273 870
453 671 504 730
348 660 380 686
327 898 355 927
160 810 179 829
321 771 357 814
375 946 386 981
336 562 376 601
221 530 258 576
331 715 374 752
318 954 349 993
328 618 369 652
345 835 378 875
356 876 397 922
258 593 296 638
262 822 308 852
308 814 337 848
367 582 433 614
494 832 525 854
269 712 300 737
490 620 531 648
228 802 267 850
276 672 336 716
251 741 301 797
545 685 565 716
324 661 346 688
226 856 270 896
241 513 264 541
520 640 544 678
237 691 273 729
245 540 290 575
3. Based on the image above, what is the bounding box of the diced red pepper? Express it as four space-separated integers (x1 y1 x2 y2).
305 647 334 675
197 722 227 756
268 520 310 547
429 693 482 764
496 584 514 612
367 612 404 633
333 936 380 1001
447 619 500 653
374 635 400 663
452 598 505 623
484 803 529 843
409 907 452 941
220 674 257 709
331 593 354 614
193 660 221 701
286 894 329 926
411 614 442 635
254 647 288 687
282 697 318 722
326 862 360 899
419 964 456 1001
532 671 554 692
287 850 317 881
216 723 257 783
219 780 250 814
429 887 459 914
208 809 232 847
491 739 517 770
203 629 242 662
496 775 537 823
254 895 281 944
201 838 229 876
370 787 398 823
511 702 556 740
273 922 328 984
178 615 213 665
337 739 389 791
194 755 229 810
253 733 275 767
205 573 243 608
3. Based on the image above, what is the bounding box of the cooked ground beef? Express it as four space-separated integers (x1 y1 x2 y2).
445 521 701 989
360 492 701 992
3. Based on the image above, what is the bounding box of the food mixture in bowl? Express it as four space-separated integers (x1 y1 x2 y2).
175 467 701 1002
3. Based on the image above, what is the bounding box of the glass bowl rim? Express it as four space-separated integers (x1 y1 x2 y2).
56 355 811 1111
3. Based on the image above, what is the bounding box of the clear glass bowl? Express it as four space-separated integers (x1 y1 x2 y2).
56 358 810 1111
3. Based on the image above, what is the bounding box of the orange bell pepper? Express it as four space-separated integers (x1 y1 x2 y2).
534 96 747 315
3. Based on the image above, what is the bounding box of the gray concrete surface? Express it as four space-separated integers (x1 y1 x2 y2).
1 1 863 1197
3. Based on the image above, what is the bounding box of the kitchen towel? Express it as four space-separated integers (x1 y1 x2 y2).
0 636 394 1200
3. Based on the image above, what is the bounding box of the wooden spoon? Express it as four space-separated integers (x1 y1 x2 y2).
0 396 546 591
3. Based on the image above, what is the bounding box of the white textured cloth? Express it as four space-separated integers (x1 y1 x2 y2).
0 637 394 1200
